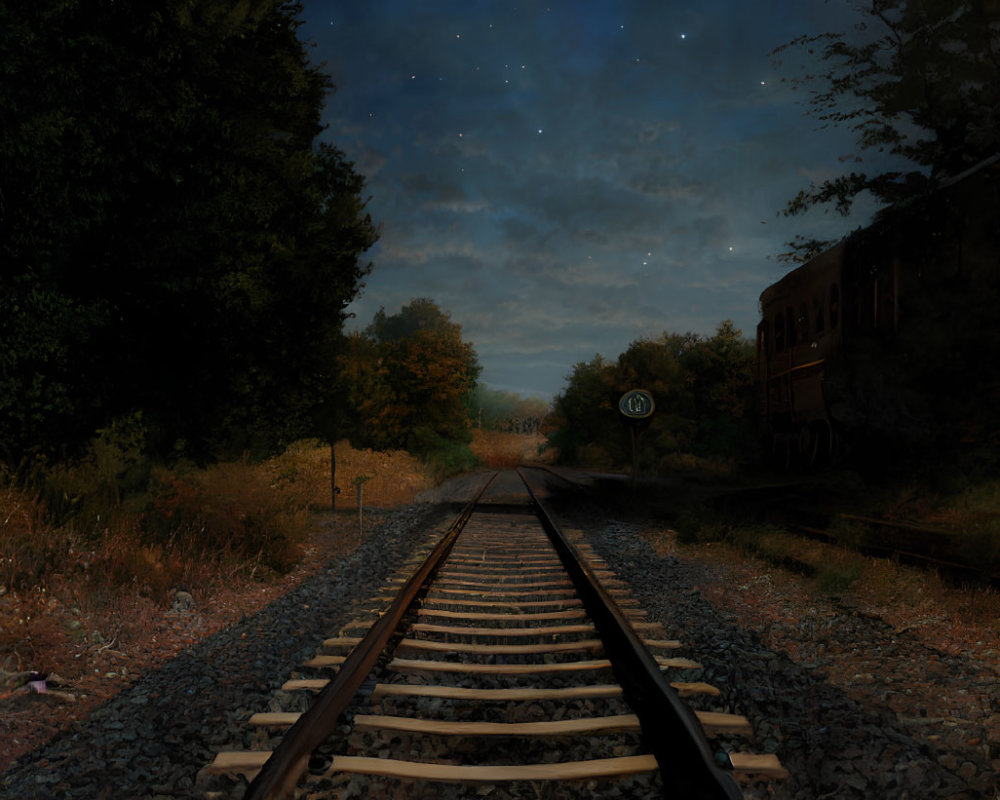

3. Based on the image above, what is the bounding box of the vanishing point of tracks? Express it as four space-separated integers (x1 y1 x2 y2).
202 469 786 798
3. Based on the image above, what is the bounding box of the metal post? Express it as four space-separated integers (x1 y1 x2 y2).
630 423 639 492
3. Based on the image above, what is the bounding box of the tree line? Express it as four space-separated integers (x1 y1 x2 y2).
1 1 378 470
6 0 991 490
773 0 1000 261
470 387 549 435
544 321 757 474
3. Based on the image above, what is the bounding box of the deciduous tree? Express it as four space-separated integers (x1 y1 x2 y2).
546 322 755 471
471 386 550 434
0 0 377 463
342 299 481 462
773 0 999 233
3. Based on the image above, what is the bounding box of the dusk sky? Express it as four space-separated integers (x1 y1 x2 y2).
300 1 909 399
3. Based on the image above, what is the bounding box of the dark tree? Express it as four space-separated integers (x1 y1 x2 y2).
545 323 755 471
0 0 377 463
774 0 1000 220
341 299 481 458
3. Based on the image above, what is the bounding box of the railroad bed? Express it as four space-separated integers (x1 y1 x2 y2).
201 469 786 798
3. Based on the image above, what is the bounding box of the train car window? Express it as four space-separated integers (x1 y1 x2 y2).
830 284 840 328
774 312 785 352
786 306 797 348
757 319 770 362
814 295 825 333
799 303 809 340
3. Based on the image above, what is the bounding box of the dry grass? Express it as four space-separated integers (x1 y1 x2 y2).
0 433 538 679
270 439 437 510
0 440 439 677
652 518 1000 656
0 437 449 773
0 432 545 771
470 430 552 468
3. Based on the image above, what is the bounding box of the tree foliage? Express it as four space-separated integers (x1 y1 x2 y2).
470 387 549 433
339 300 481 462
0 0 377 463
545 322 756 471
773 0 1000 220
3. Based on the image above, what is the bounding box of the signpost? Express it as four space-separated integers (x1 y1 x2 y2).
619 390 655 491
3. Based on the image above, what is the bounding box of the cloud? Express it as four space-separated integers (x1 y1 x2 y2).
308 0 907 397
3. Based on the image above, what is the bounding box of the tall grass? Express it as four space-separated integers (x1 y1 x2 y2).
1 432 545 675
0 438 441 674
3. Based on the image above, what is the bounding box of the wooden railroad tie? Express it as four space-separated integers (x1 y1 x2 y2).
415 608 587 621
279 680 720 699
247 709 752 737
204 750 786 782
394 638 605 655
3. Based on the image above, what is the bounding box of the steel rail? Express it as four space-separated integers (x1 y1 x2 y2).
517 467 743 800
244 472 498 800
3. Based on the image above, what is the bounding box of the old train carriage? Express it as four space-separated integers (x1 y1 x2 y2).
756 155 1000 467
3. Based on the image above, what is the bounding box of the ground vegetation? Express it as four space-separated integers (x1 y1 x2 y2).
545 320 756 475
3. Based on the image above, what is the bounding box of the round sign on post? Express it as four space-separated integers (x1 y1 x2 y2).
619 389 653 492
619 389 655 420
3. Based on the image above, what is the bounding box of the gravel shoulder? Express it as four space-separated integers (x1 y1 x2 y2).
0 503 449 800
4 468 998 799
545 482 999 800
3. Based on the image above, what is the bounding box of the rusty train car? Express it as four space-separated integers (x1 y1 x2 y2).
756 155 1000 468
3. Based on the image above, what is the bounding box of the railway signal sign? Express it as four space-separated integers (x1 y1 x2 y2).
619 390 654 491
619 389 655 420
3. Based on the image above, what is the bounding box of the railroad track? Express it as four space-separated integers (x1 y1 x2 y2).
201 469 786 798
703 482 1000 582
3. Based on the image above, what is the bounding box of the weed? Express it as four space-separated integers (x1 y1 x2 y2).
673 509 731 545
815 560 863 594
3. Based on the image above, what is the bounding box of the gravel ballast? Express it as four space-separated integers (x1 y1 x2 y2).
3 469 997 799
0 503 448 800
547 484 995 800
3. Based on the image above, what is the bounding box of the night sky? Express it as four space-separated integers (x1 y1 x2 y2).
299 1 909 399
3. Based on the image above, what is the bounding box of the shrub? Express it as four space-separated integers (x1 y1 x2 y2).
814 558 864 594
37 412 151 525
405 426 481 480
1 493 55 591
143 459 308 573
673 509 730 545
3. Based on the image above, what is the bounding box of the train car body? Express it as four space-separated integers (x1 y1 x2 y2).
757 156 1000 467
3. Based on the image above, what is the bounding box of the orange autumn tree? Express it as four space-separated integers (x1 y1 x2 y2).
340 299 481 469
